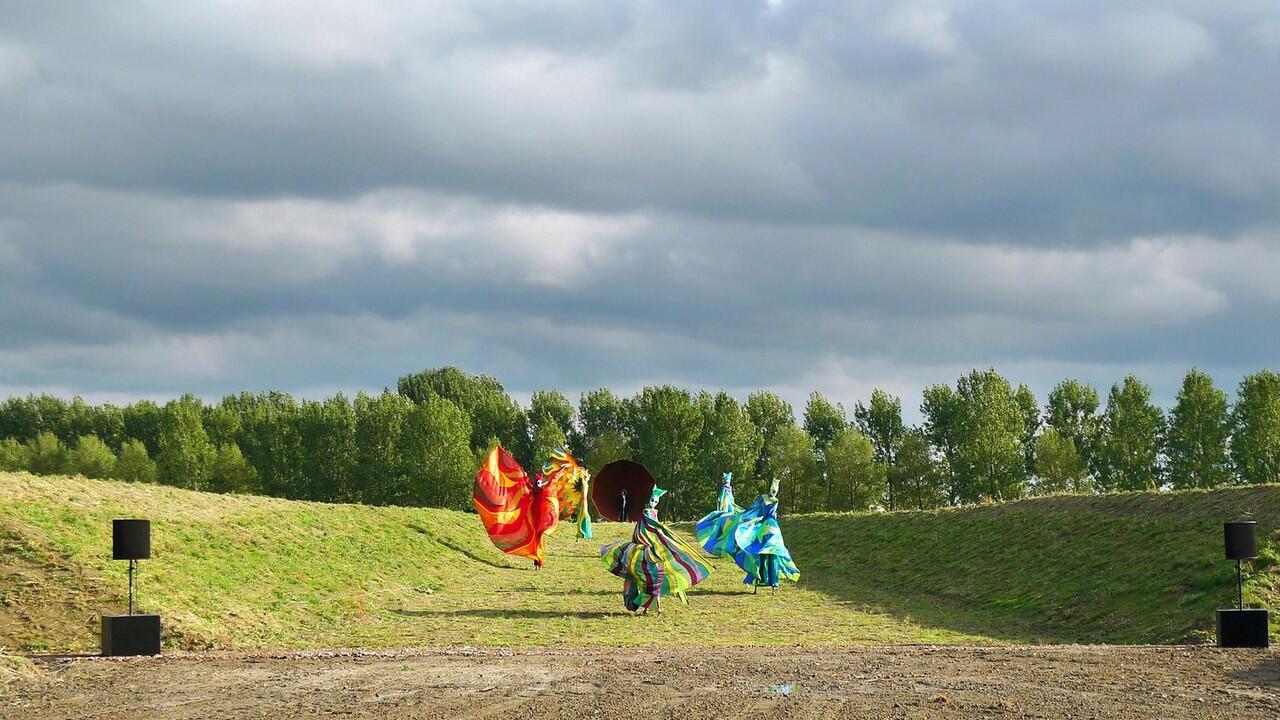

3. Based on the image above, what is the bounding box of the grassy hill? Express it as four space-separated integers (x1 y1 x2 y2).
1 472 1277 652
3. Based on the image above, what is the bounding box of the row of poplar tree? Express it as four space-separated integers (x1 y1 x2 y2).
1 366 1278 519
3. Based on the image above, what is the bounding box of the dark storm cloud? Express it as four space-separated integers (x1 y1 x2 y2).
0 1 1278 416
2 1 1279 239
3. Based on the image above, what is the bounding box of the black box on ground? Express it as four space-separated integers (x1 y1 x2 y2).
1216 608 1269 648
101 614 161 656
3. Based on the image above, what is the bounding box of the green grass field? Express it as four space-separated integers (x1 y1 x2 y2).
1 472 1277 652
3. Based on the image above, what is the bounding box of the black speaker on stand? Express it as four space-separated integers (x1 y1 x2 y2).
1216 520 1268 648
101 519 161 656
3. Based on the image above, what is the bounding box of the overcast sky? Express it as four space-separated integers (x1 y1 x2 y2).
2 1 1279 421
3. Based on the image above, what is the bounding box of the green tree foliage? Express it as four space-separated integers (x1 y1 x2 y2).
764 425 822 513
528 389 572 467
1093 375 1165 492
61 397 97 445
803 391 849 510
745 391 795 484
585 429 631 475
25 431 69 475
691 391 763 513
354 391 413 505
209 443 258 494
577 388 630 459
630 385 704 518
0 395 92 445
397 366 529 465
1231 370 1280 486
953 369 1026 503
7 364 1279 510
123 400 163 457
1045 379 1101 473
11 395 128 450
1166 369 1231 490
113 439 158 483
68 435 117 479
93 404 127 451
529 390 575 453
296 395 356 502
398 394 474 508
0 396 40 441
1014 384 1040 480
894 428 945 510
156 395 216 489
824 426 883 511
531 419 567 470
231 392 305 498
854 389 906 508
0 437 29 471
1033 427 1089 495
202 404 243 447
921 383 964 505
803 392 847 459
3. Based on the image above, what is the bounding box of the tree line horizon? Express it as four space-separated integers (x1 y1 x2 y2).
1 365 1277 519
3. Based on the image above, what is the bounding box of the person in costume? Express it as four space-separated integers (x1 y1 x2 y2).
542 447 592 540
732 478 800 594
695 471 742 558
473 445 561 569
601 486 713 613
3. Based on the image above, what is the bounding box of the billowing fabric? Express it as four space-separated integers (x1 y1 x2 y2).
543 447 592 540
695 472 742 558
473 445 560 567
729 479 799 587
601 487 713 611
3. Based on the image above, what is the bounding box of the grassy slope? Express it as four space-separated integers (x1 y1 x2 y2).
0 473 979 652
1 472 1277 651
790 487 1280 644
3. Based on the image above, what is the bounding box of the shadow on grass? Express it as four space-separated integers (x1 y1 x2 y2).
407 523 524 570
796 577 1046 644
785 515 1058 645
392 608 618 620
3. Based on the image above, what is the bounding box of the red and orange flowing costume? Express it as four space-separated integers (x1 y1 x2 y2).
472 445 567 568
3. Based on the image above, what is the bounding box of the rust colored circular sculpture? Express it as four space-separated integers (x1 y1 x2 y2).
591 460 656 522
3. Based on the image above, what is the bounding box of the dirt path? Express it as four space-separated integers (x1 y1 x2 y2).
5 645 1279 719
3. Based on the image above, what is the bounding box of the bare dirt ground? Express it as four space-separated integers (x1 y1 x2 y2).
5 645 1279 720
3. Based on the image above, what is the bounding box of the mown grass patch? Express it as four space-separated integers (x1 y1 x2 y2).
2 472 1277 650
788 487 1280 643
0 473 982 651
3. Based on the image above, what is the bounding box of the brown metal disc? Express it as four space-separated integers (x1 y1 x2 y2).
590 460 656 521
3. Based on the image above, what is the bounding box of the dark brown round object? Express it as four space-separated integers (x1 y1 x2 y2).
590 460 656 521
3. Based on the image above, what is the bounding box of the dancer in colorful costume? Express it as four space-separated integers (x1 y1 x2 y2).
699 477 800 594
543 447 592 540
695 471 742 558
601 487 713 613
473 445 561 569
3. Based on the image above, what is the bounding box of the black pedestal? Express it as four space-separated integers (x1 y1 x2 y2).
1216 609 1269 648
101 614 161 656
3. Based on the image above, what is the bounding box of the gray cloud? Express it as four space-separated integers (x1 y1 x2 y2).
0 2 1278 420
3 2 1279 238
